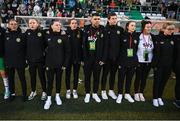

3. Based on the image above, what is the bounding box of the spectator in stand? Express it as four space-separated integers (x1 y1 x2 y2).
75 0 82 12
0 9 8 23
50 0 56 9
56 0 64 11
167 1 177 19
11 0 19 15
55 9 62 17
17 3 27 15
33 2 42 16
47 7 54 17
76 9 83 17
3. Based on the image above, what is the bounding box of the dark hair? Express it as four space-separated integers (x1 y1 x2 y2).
91 12 100 17
125 21 135 31
49 19 61 31
107 12 117 20
69 18 77 24
141 20 152 32
50 19 60 27
8 19 18 24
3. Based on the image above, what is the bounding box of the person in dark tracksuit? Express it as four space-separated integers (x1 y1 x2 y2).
25 18 47 101
65 19 83 99
44 20 70 110
83 13 106 103
101 13 124 100
173 33 180 108
116 21 139 104
153 23 175 107
0 26 10 100
134 20 156 102
4 19 27 102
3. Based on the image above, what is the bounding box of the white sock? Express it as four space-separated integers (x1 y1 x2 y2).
2 78 9 92
56 93 60 97
47 96 51 101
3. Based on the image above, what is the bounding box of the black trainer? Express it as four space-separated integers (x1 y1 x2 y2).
173 100 180 108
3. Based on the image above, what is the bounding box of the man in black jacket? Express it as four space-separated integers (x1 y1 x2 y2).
83 13 106 103
101 13 124 100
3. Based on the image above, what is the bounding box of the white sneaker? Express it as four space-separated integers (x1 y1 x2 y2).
66 90 71 99
139 93 145 102
124 94 134 103
92 93 101 103
101 90 108 100
134 93 140 101
108 90 117 99
4 90 10 99
153 99 159 107
28 91 37 100
72 90 78 99
41 92 47 101
44 100 52 110
55 95 62 105
84 93 90 103
158 98 164 106
116 94 123 104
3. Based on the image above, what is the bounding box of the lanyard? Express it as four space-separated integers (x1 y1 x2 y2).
129 33 132 48
90 27 99 40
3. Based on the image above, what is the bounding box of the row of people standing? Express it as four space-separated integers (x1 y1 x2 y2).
0 13 179 110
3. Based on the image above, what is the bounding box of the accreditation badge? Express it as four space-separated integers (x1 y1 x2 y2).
77 34 80 39
127 49 133 57
143 49 149 61
89 41 96 50
16 38 21 42
57 39 62 44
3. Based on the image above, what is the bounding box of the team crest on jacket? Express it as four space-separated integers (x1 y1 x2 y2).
16 38 21 42
117 30 120 34
77 34 80 38
57 39 62 44
170 41 174 45
38 32 42 37
28 32 30 35
134 40 137 44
